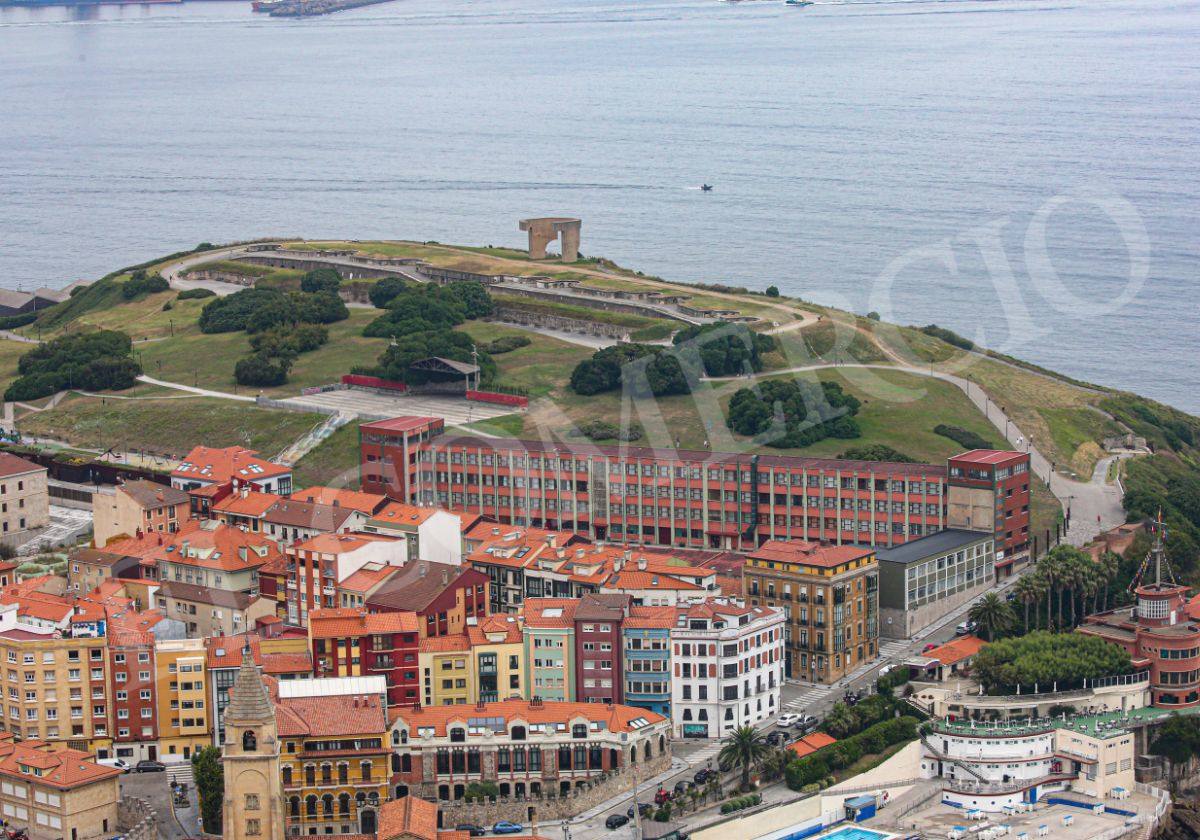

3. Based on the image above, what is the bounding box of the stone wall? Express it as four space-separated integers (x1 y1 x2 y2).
117 795 158 840
431 751 672 826
488 308 630 340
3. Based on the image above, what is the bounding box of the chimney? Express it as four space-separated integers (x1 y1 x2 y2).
157 535 163 546
135 527 142 539
181 540 190 556
491 527 500 536
419 563 427 578
637 558 647 571
241 486 249 499
546 534 556 548
623 549 633 562
441 570 449 585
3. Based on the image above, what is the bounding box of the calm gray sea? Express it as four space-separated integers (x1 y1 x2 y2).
1 0 1197 410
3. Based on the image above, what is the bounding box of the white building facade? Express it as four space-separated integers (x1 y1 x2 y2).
669 600 785 739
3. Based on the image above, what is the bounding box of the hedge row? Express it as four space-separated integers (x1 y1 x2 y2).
720 794 762 814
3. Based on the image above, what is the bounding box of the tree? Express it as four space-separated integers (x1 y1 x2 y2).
369 276 407 309
192 746 224 834
235 353 292 387
973 631 1133 694
821 703 858 738
1013 574 1041 633
717 725 769 792
969 592 1016 641
765 285 780 297
672 323 776 377
1148 715 1200 789
300 268 342 294
442 281 494 319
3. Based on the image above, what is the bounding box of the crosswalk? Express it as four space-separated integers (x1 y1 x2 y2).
682 740 724 768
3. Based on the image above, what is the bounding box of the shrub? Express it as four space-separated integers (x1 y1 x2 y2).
463 781 498 802
672 322 776 377
920 324 974 350
630 322 674 342
234 353 292 387
934 424 993 451
0 313 37 330
443 281 494 319
569 343 690 398
369 276 407 309
5 330 141 401
294 290 349 325
838 444 915 463
199 288 287 333
249 324 328 358
300 268 342 294
727 379 861 448
177 288 216 300
567 419 643 442
482 335 531 354
765 285 780 297
121 270 170 300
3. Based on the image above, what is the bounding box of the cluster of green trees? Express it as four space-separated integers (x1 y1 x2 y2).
726 379 862 448
569 343 689 397
353 330 497 387
362 280 493 339
671 323 776 377
837 444 915 463
4 330 141 401
197 271 348 388
934 423 993 451
1149 714 1200 788
920 324 974 351
973 630 1133 694
1120 438 1200 580
820 693 900 739
121 269 170 300
784 716 919 790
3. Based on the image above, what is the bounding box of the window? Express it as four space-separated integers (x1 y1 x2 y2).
246 819 261 836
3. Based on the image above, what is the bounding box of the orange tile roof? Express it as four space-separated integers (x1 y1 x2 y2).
369 501 439 528
419 634 470 654
205 634 313 673
294 487 387 516
787 731 837 758
214 490 282 517
291 532 398 555
0 739 122 789
172 445 290 483
922 635 986 667
0 592 72 623
624 605 679 629
339 564 403 594
273 691 387 739
0 453 41 479
156 523 280 572
466 615 523 646
378 795 438 840
748 539 875 569
103 519 205 560
393 698 665 738
308 607 419 638
607 570 701 591
521 598 579 629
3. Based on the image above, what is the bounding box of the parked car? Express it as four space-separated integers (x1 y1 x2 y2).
693 768 712 784
797 715 818 731
674 780 692 796
776 713 802 727
133 760 166 773
97 758 130 773
879 664 896 676
922 642 938 653
454 826 485 838
766 730 787 747
717 757 732 773
492 823 524 836
626 803 653 819
605 814 630 829
955 621 977 636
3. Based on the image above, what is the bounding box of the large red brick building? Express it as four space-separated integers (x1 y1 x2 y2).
947 450 1032 571
359 417 1031 567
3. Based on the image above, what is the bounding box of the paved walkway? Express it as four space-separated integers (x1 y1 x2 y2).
135 375 256 402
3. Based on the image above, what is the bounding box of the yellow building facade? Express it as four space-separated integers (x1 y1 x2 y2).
154 639 209 760
418 636 473 707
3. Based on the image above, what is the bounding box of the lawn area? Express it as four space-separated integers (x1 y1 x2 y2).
455 322 593 398
0 339 31 395
293 422 361 489
770 318 888 367
1037 406 1123 477
71 290 209 342
135 308 390 397
17 394 322 459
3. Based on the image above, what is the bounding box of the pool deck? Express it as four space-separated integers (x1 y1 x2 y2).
927 704 1200 741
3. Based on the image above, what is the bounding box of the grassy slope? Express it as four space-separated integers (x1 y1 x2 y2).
17 395 321 459
293 423 361 489
0 339 30 395
454 322 593 397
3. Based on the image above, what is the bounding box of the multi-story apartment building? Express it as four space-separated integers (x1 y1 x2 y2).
0 604 111 754
154 520 279 596
364 561 489 640
0 733 122 840
105 619 160 763
622 606 675 717
745 540 878 684
171 445 293 496
418 635 472 708
67 549 141 599
574 594 629 705
275 677 390 836
307 609 420 708
0 453 49 545
467 615 525 704
206 633 312 747
260 533 404 627
359 501 465 567
360 419 1029 559
669 599 784 738
154 638 209 761
92 479 187 549
947 449 1032 571
291 487 387 517
154 582 274 638
262 499 365 549
388 698 670 802
522 599 577 702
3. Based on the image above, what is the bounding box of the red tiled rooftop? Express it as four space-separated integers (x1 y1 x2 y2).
309 607 419 637
172 445 290 483
361 416 441 434
921 635 987 666
949 449 1027 466
748 539 875 569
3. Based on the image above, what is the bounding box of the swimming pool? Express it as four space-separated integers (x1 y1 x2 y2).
816 828 892 840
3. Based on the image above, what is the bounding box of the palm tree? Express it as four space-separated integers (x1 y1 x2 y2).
717 725 769 792
969 592 1016 642
1013 575 1040 633
1099 552 1120 611
822 703 859 738
1039 560 1057 628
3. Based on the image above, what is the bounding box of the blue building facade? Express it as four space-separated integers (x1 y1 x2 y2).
622 617 672 717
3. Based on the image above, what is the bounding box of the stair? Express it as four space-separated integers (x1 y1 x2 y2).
919 731 987 781
276 411 352 466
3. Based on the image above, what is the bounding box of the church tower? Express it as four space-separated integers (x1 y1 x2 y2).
222 641 286 840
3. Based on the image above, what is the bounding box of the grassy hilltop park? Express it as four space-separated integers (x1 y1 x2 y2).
5 237 1199 579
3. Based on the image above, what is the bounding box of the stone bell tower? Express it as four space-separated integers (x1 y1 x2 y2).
222 641 286 840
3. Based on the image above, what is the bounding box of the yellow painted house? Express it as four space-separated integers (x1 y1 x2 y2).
418 635 473 707
466 615 525 703
155 639 210 761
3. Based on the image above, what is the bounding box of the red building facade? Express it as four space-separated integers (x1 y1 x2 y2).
573 594 631 705
947 450 1032 570
360 418 1030 563
308 609 421 708
107 627 158 762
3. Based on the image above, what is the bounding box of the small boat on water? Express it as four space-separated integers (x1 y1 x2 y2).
785 0 813 6
701 184 713 192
